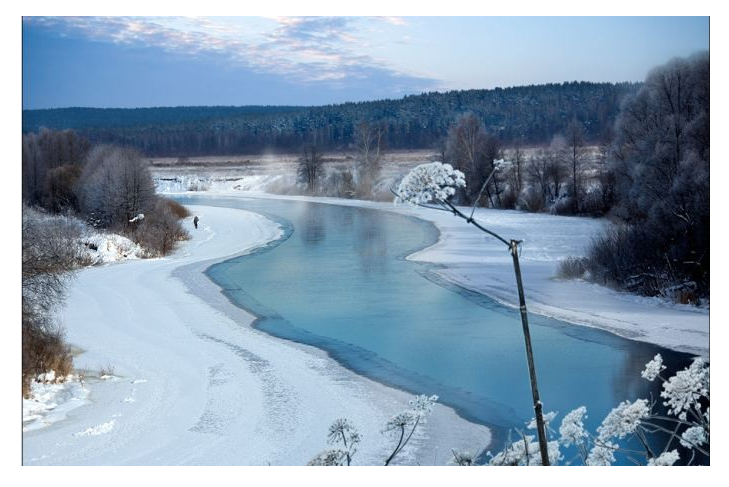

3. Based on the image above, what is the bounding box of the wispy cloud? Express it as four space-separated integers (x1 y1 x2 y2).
377 16 408 26
25 16 435 92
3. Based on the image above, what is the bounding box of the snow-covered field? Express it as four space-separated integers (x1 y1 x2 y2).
22 204 489 465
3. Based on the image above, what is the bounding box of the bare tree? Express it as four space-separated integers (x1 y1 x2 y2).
22 133 46 206
43 164 82 213
297 144 324 194
353 121 385 196
542 135 567 202
507 144 526 196
23 129 90 209
445 114 500 205
565 118 586 213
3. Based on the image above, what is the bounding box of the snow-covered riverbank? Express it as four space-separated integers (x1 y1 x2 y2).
178 191 708 357
22 204 489 465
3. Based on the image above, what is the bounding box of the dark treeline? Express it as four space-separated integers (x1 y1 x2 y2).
587 52 710 299
23 82 638 156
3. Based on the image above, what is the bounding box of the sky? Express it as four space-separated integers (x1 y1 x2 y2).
22 16 710 109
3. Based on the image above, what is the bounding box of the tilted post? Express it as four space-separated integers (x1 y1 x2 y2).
510 239 550 466
391 168 552 465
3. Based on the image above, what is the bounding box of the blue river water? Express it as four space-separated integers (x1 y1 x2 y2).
176 195 695 462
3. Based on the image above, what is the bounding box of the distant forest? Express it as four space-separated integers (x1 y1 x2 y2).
23 82 639 156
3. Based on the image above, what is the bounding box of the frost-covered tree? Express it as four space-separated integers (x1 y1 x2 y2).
595 51 710 297
79 146 156 228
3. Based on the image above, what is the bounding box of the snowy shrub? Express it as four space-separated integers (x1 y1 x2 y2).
478 356 709 466
450 449 477 466
132 199 190 257
559 406 588 447
80 232 143 264
557 257 589 280
660 358 709 420
647 450 680 466
321 169 356 199
550 194 575 216
307 449 349 466
309 418 361 466
585 441 617 466
500 186 519 210
311 394 438 466
395 162 465 205
518 186 546 213
160 198 192 219
383 394 438 465
22 207 82 395
580 185 610 216
486 431 562 466
641 354 665 382
597 399 650 441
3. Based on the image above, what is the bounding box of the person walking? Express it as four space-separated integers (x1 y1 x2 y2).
193 215 199 229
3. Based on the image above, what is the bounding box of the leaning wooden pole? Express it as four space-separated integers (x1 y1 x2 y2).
392 186 552 465
510 239 550 466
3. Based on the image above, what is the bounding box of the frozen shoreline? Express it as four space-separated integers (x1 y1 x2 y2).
178 190 708 357
23 203 489 465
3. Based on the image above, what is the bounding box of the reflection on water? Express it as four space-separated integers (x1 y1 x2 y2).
354 209 388 276
177 196 697 464
300 203 326 246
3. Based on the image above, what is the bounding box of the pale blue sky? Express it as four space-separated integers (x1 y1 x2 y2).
22 16 709 109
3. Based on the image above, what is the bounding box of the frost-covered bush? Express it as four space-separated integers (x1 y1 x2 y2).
131 198 190 257
597 53 709 298
382 394 438 465
556 257 589 280
518 186 546 213
309 394 437 466
549 194 574 216
321 169 356 199
22 207 82 395
395 162 465 205
478 354 709 466
309 418 361 466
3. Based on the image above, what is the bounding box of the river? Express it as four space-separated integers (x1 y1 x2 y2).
177 195 695 463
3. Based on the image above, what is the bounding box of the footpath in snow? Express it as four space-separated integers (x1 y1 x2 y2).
188 191 708 357
23 204 489 466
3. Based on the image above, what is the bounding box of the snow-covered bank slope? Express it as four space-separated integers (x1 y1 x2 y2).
23 204 489 465
183 192 708 357
405 208 709 357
